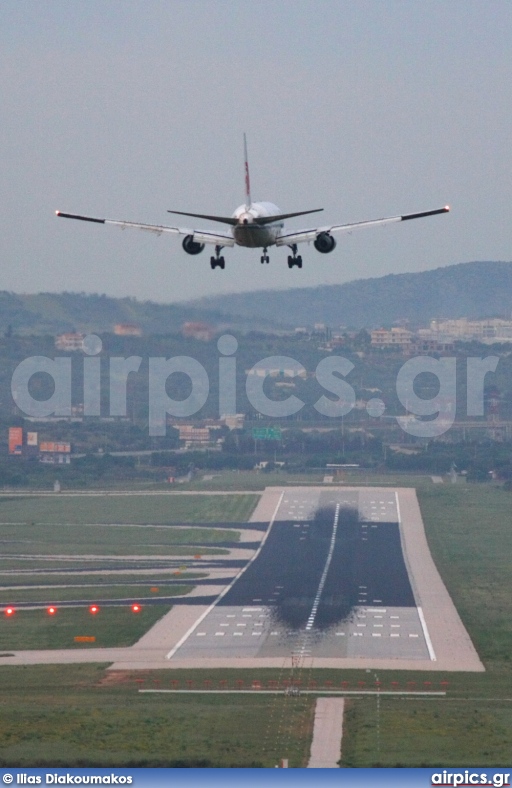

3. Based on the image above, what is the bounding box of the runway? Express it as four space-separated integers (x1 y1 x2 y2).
160 486 483 671
168 489 433 663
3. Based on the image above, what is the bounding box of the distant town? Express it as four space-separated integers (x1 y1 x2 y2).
2 310 511 489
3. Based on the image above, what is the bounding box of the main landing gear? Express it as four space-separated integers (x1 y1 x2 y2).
260 247 270 264
287 244 302 268
210 245 225 270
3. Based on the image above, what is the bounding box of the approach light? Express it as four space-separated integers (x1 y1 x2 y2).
89 605 100 615
5 607 15 617
131 604 142 613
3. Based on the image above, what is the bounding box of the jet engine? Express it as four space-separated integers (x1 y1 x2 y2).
182 235 205 255
314 232 336 254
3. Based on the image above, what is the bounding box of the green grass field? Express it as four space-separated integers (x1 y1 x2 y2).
0 583 192 604
0 606 174 650
0 522 238 556
417 484 512 669
0 550 224 572
0 571 204 586
0 665 314 767
0 493 259 524
342 696 512 767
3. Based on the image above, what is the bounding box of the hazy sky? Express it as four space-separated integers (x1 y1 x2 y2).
1 1 511 303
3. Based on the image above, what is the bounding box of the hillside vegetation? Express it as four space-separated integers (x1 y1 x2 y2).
1 261 512 334
191 260 512 328
0 291 263 336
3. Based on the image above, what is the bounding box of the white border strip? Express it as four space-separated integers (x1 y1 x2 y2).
396 490 436 662
418 605 437 661
395 489 402 526
166 490 284 659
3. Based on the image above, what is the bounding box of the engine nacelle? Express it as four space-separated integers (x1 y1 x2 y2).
182 235 205 255
314 232 336 254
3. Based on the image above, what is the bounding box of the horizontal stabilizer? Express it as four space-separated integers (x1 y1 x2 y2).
167 208 324 226
168 210 238 226
257 209 323 225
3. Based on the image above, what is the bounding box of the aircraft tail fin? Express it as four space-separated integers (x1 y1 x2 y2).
244 133 252 210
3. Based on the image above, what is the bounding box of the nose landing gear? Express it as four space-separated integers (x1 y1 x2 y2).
260 247 270 264
287 244 303 268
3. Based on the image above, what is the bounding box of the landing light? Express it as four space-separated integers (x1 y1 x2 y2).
47 606 57 616
89 605 100 615
5 607 15 617
131 604 142 613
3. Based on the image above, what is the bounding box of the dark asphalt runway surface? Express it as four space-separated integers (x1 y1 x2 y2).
172 489 431 661
218 508 415 629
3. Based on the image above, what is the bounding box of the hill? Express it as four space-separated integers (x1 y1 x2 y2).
0 291 274 336
1 261 511 335
189 261 512 329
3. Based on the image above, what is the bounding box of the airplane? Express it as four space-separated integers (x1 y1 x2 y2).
56 135 449 270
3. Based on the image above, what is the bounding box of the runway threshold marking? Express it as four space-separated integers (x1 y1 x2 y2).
165 490 285 660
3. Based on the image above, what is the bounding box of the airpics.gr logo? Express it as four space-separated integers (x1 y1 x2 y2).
432 771 511 787
10 334 499 438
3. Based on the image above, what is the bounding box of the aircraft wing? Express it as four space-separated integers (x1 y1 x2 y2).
55 212 235 246
275 206 450 246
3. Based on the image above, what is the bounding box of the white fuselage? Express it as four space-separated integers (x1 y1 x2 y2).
231 201 283 248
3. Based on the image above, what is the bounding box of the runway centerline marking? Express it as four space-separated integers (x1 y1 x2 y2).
305 502 340 632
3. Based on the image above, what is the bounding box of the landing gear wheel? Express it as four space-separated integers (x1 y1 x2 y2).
260 247 270 264
287 244 302 269
210 245 225 270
